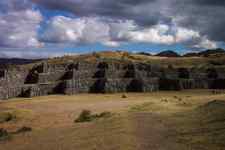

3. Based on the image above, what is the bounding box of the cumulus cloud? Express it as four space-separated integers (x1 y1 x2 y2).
40 16 217 49
122 24 174 44
193 37 217 49
120 24 217 49
0 9 43 48
41 16 132 47
0 0 223 58
33 0 225 44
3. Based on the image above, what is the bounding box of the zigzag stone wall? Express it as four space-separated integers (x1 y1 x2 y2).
0 60 225 100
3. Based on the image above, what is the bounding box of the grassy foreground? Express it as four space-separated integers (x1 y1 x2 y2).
0 90 225 150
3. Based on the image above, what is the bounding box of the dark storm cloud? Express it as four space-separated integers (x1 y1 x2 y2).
0 0 32 12
32 0 167 26
193 0 225 6
171 0 225 42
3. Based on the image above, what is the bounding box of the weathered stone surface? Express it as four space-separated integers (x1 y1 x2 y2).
0 60 225 100
38 71 66 83
63 77 159 94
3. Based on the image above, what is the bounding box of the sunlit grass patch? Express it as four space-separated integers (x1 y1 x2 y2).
0 109 33 124
129 102 154 112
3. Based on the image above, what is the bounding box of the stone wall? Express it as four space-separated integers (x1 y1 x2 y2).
20 82 62 98
0 68 29 87
62 77 159 94
0 86 23 100
0 60 225 100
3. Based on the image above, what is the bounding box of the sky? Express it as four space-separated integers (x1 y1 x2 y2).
0 0 225 58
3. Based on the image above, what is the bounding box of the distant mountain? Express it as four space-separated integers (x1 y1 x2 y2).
156 50 180 57
183 48 225 57
0 58 42 67
183 52 199 57
198 48 225 57
136 52 152 56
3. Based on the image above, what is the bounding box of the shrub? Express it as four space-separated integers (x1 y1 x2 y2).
0 112 16 123
97 111 112 118
0 128 10 141
16 126 32 134
74 110 112 123
74 110 93 123
161 99 168 102
121 94 127 98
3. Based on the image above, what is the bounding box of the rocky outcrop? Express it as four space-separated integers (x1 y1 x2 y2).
0 59 225 100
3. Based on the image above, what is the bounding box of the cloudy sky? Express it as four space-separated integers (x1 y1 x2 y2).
0 0 225 58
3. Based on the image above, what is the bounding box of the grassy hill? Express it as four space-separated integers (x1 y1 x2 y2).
3 49 225 70
42 50 225 69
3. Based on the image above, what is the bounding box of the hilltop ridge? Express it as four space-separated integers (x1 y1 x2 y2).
41 49 225 68
0 49 225 100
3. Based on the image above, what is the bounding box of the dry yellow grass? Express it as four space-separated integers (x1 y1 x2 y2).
0 90 225 150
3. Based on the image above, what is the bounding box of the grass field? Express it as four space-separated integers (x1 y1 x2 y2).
0 90 225 150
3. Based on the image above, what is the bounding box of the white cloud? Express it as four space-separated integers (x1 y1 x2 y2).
120 23 216 49
42 16 85 43
194 37 217 49
122 24 175 44
42 16 112 46
175 27 200 43
42 16 217 49
42 16 138 47
0 9 43 48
